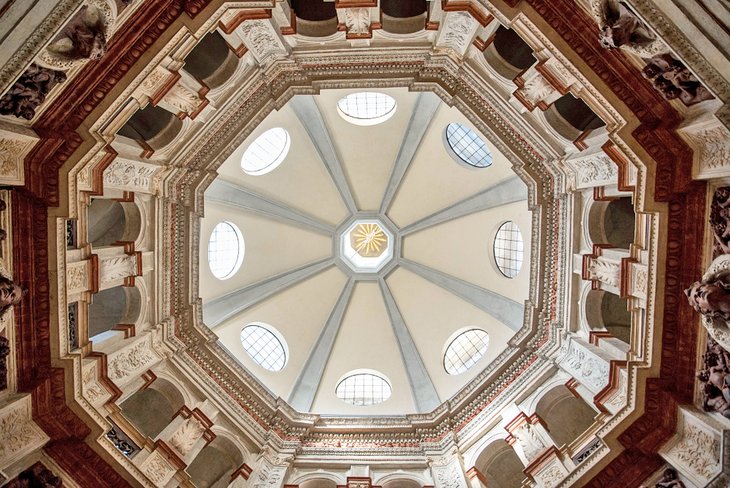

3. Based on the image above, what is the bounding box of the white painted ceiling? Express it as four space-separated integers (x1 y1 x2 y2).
200 87 531 416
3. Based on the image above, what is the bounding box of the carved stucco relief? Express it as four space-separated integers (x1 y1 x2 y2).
680 122 730 179
139 449 177 486
0 125 37 185
534 462 569 488
106 337 157 383
99 254 138 286
344 8 370 36
428 456 467 488
82 362 108 405
0 395 48 466
588 257 620 288
663 410 723 486
565 153 618 189
435 11 479 57
66 260 89 294
104 158 161 194
168 417 206 457
239 20 288 64
558 338 610 393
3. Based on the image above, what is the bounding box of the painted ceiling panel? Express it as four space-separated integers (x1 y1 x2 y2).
313 88 419 212
387 103 519 228
214 266 348 400
402 200 532 303
310 281 416 415
385 266 516 400
199 201 333 301
215 103 349 226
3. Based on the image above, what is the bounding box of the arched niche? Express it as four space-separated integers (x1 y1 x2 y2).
603 197 635 248
382 480 421 488
474 440 526 488
183 31 238 89
602 292 632 343
381 0 427 34
87 199 142 247
584 289 607 331
117 103 183 150
586 197 635 248
187 435 243 488
88 285 141 339
535 385 596 448
300 480 338 488
482 26 535 81
120 379 184 439
544 94 605 142
494 26 535 71
290 0 337 36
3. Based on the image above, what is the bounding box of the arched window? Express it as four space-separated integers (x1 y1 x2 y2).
335 370 392 406
444 123 493 168
208 221 244 280
240 323 288 371
241 127 291 175
337 92 397 126
444 329 490 374
494 221 524 278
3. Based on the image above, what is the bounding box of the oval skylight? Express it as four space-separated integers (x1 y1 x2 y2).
337 92 397 126
444 123 493 168
240 323 288 371
208 221 244 279
444 329 490 375
335 371 392 406
241 127 290 175
494 221 524 278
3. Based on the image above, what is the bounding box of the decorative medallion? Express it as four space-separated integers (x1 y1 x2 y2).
350 223 387 257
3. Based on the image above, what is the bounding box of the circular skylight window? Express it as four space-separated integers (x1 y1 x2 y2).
240 323 288 371
444 329 489 375
337 92 397 126
494 221 524 278
444 123 493 168
335 370 392 406
241 127 290 175
208 221 244 279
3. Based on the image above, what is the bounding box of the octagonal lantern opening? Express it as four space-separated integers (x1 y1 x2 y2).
339 219 394 273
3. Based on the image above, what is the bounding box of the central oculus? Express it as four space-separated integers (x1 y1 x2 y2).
339 219 394 273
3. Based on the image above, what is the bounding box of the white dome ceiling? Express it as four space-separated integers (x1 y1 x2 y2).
200 87 531 416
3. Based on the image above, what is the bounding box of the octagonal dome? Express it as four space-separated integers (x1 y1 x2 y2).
200 87 532 416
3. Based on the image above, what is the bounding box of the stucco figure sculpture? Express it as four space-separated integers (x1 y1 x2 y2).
47 5 106 60
710 187 730 257
599 0 656 49
0 64 67 120
697 336 730 417
4 462 63 487
0 276 24 316
642 53 714 106
686 255 730 352
655 468 686 488
0 335 8 390
685 273 730 321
